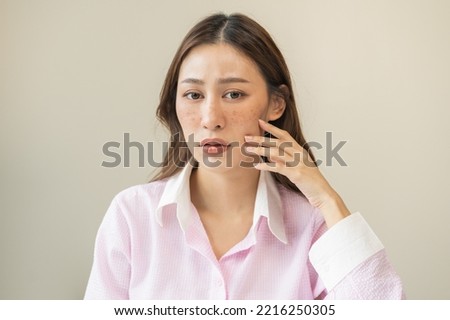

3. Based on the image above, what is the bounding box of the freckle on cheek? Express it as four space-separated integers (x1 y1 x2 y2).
178 110 195 120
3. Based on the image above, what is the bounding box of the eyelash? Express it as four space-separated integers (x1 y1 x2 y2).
224 91 245 99
184 92 203 100
183 91 246 100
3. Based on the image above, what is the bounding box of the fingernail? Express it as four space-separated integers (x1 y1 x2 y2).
244 136 253 141
253 162 262 169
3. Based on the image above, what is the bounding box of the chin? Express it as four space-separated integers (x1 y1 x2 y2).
193 149 256 172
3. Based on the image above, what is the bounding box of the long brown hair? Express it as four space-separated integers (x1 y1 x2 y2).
152 13 317 196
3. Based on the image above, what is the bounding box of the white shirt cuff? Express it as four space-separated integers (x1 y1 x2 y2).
309 212 384 290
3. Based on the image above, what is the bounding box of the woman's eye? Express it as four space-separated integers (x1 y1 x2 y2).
224 91 243 99
185 92 202 100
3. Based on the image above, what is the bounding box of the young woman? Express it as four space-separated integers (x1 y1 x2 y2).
85 13 404 299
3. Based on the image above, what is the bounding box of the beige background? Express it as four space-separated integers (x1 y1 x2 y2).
1 0 449 299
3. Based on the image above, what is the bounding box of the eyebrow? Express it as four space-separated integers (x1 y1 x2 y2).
180 77 250 85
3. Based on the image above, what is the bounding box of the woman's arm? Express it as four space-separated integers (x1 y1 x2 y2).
245 119 350 228
245 119 404 299
309 213 404 299
84 198 131 299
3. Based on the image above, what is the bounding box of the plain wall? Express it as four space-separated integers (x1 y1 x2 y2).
1 0 449 299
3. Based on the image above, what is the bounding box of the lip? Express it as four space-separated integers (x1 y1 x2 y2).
200 138 230 156
200 138 230 147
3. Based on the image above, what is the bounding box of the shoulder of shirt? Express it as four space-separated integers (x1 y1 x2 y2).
276 183 312 209
276 183 325 228
110 178 169 206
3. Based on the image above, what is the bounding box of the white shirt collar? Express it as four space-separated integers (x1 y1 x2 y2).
156 164 287 244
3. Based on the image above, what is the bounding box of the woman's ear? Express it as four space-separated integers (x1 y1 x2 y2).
267 85 288 121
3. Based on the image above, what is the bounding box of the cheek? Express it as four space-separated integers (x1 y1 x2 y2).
231 106 264 122
230 106 268 134
176 106 200 133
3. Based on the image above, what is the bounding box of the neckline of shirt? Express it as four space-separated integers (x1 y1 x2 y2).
155 163 288 244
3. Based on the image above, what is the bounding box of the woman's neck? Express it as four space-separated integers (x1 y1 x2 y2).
189 166 260 218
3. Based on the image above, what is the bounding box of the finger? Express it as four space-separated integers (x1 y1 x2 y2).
253 160 300 177
257 120 315 164
244 135 280 147
245 145 297 164
244 138 302 160
253 161 283 173
258 119 291 140
244 136 298 155
247 143 316 169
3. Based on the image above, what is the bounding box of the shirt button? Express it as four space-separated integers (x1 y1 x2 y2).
217 279 223 287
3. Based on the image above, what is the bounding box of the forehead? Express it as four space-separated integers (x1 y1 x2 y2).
178 43 265 82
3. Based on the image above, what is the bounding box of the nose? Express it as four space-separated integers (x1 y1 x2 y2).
200 97 225 130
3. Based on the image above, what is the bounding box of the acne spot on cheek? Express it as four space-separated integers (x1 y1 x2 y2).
231 108 261 122
230 109 263 137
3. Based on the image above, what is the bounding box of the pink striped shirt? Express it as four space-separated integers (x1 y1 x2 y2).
85 164 404 299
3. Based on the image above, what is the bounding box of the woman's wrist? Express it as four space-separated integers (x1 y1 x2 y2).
318 191 351 229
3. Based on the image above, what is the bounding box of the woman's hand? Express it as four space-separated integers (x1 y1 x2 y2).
244 119 350 228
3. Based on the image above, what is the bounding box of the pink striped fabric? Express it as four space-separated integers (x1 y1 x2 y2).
84 165 404 299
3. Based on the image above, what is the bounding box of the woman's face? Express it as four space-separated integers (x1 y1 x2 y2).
176 43 284 170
